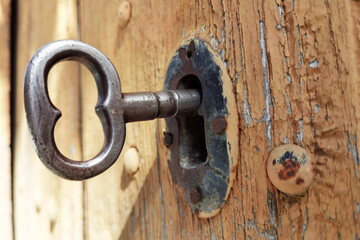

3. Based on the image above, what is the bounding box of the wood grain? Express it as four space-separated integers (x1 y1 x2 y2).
0 0 13 239
13 0 84 239
12 0 360 239
79 0 360 239
79 1 160 238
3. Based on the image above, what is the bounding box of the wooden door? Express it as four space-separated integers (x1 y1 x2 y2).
7 0 360 239
0 0 12 238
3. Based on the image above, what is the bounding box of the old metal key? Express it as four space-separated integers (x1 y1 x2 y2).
24 40 201 180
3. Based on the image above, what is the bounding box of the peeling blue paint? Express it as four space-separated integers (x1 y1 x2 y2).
297 25 303 70
309 59 319 68
261 229 277 240
211 231 216 240
346 132 359 166
297 119 303 143
259 21 273 150
237 23 245 79
228 33 232 53
211 221 217 240
286 73 292 84
221 26 226 45
201 25 206 34
346 132 359 178
277 5 283 30
197 218 201 240
247 207 258 240
302 207 309 239
314 104 319 114
290 226 295 240
206 219 210 240
183 24 185 39
210 36 219 50
243 87 252 126
285 90 292 115
267 190 276 227
292 0 295 11
219 48 225 61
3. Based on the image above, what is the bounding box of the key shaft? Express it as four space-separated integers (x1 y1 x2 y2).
122 89 201 123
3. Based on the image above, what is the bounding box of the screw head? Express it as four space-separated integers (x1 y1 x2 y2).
189 187 202 204
194 209 200 215
267 144 315 195
212 117 227 134
163 132 173 147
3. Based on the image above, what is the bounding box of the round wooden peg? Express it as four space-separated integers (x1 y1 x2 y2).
117 1 132 28
123 147 140 174
267 144 315 195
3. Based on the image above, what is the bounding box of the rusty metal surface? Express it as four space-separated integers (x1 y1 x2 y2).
24 40 201 180
164 39 233 218
212 117 227 134
163 132 173 147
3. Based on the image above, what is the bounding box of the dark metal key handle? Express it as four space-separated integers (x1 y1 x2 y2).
24 40 200 180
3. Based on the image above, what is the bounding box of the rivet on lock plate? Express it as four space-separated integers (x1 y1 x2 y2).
23 38 238 219
164 39 239 218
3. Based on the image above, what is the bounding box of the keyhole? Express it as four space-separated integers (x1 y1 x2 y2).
176 75 207 169
48 61 104 161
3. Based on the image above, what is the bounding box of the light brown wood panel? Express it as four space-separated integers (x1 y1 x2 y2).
0 0 12 238
14 0 84 239
79 0 360 239
12 0 360 239
79 1 161 238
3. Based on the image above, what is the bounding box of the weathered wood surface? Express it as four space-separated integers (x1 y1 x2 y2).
14 0 83 239
13 0 360 239
0 0 13 239
80 0 360 239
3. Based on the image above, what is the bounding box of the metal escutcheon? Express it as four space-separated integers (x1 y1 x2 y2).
164 39 239 218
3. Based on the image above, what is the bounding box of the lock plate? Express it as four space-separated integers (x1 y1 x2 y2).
164 39 239 218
